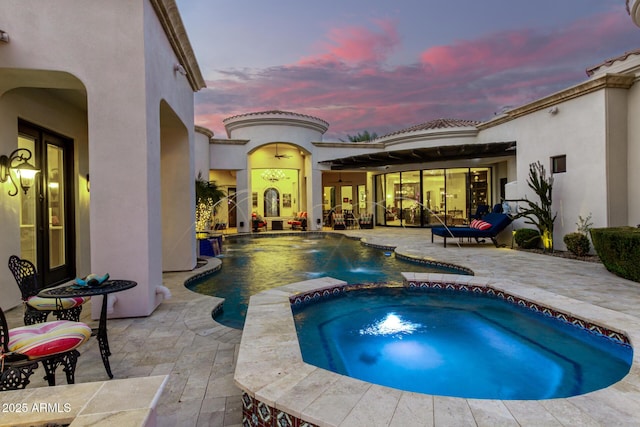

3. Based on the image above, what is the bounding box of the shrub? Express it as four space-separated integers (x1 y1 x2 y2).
590 227 640 282
514 228 541 249
563 232 591 257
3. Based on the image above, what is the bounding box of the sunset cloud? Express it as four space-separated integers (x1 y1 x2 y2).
195 8 640 140
300 19 400 66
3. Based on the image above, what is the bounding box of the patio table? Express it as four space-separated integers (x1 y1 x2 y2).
38 279 137 379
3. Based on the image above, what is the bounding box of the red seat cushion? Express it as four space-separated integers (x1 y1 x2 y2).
8 320 92 359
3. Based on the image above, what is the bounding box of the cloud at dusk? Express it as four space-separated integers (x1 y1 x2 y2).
194 7 640 140
299 18 400 66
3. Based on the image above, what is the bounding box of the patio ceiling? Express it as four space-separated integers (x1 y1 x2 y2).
319 141 517 170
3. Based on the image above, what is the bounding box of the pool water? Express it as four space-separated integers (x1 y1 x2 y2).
292 287 633 400
187 234 458 328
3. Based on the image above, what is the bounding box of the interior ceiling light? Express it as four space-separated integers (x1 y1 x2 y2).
261 169 287 182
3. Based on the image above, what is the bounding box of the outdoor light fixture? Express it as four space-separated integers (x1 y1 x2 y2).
174 63 187 76
0 30 9 43
0 148 40 196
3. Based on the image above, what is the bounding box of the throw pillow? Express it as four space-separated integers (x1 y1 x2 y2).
471 220 491 230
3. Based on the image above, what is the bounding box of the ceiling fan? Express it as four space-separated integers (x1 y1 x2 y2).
337 172 352 183
274 143 291 159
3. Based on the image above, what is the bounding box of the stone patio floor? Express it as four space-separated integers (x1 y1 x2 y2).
3 227 640 426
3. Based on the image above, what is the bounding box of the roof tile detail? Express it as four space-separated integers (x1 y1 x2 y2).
586 49 640 76
380 118 481 138
223 110 329 127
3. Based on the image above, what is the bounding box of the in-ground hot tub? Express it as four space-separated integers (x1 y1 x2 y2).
292 285 632 400
234 273 640 426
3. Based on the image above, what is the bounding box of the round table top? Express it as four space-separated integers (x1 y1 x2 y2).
38 279 137 298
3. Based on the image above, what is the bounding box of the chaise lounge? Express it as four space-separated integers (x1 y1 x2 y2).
431 212 512 247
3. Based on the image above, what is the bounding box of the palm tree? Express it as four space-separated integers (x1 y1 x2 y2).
195 172 226 232
341 130 378 142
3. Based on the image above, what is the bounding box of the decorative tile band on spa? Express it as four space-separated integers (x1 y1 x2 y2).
288 280 630 346
242 392 317 427
406 280 631 346
289 283 406 310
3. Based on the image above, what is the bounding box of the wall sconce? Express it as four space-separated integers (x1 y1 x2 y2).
0 148 40 196
0 30 9 43
174 63 187 76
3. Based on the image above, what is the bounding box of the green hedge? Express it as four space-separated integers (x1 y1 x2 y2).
563 232 590 257
514 228 540 249
590 227 640 282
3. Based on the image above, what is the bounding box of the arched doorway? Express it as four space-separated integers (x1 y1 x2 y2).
264 187 280 217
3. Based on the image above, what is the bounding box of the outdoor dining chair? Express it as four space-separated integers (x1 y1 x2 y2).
0 305 91 390
8 255 89 325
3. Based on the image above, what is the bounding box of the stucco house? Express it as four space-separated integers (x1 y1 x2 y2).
0 0 204 317
2 0 640 319
205 47 640 251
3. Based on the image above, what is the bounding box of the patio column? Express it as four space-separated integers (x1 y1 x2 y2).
86 86 161 319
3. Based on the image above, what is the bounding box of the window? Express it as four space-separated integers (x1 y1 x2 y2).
551 155 566 174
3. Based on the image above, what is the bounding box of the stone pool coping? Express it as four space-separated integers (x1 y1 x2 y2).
0 375 167 427
234 273 640 426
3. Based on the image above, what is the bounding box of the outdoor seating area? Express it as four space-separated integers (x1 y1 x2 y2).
287 211 308 230
0 305 91 390
358 213 374 229
430 212 513 247
8 255 89 325
251 213 267 232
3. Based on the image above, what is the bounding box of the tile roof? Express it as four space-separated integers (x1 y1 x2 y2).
223 110 329 127
379 118 481 139
585 49 640 76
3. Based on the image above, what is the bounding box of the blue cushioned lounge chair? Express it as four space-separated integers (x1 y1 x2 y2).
431 213 512 247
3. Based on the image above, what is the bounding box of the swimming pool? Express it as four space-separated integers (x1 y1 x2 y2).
188 234 464 328
292 286 633 399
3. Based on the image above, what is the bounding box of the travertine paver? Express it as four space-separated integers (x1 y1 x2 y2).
4 227 640 426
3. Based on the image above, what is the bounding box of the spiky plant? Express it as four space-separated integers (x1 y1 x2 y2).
516 161 557 252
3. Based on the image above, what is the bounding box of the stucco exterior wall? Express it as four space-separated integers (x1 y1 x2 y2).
480 91 609 250
194 128 212 178
604 87 630 227
0 0 198 317
627 78 640 226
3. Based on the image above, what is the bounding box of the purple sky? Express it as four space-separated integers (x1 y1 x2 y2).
175 0 640 140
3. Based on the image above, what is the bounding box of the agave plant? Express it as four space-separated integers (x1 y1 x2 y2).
515 161 557 252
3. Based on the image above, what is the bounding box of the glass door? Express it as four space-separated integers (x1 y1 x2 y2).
19 121 75 287
46 144 66 269
264 187 280 217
